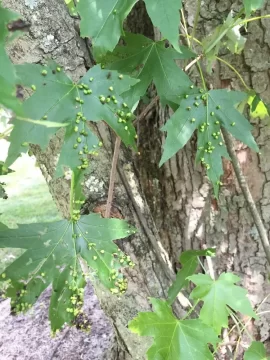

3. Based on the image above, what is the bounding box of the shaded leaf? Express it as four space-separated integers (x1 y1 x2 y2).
77 0 137 60
244 341 270 360
6 62 138 176
244 0 265 17
168 248 216 305
189 273 257 334
144 0 182 51
160 87 258 196
129 298 219 360
0 214 136 331
102 33 194 105
248 91 270 121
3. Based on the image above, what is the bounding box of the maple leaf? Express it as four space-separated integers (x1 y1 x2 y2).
0 214 136 331
102 33 194 105
168 248 216 305
189 273 257 334
244 341 270 360
6 62 138 175
76 0 137 60
160 87 259 196
129 298 219 360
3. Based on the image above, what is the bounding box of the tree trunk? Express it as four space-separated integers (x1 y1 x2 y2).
3 0 270 358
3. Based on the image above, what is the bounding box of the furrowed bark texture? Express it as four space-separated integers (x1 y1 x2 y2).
3 0 270 359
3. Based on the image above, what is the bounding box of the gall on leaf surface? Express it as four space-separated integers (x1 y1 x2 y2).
0 214 136 332
144 0 183 52
244 341 270 360
167 248 216 305
6 62 138 174
129 298 219 360
76 0 137 60
189 273 257 335
160 88 259 196
243 0 265 17
102 33 194 106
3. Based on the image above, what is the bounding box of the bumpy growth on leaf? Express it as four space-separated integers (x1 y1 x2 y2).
0 4 24 114
76 0 137 60
6 62 138 175
160 87 259 196
0 161 13 199
102 33 194 106
244 341 270 360
189 273 257 334
0 214 136 331
129 298 219 360
167 248 216 305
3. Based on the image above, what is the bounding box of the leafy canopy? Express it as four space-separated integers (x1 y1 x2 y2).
103 33 193 106
167 248 216 305
129 298 219 360
0 214 136 332
189 273 257 334
161 87 259 196
6 62 138 175
244 341 270 360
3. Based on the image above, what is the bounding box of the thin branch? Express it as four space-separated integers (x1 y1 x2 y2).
190 0 202 48
222 129 270 265
185 54 203 72
216 56 250 91
105 136 121 218
202 244 215 280
133 96 159 125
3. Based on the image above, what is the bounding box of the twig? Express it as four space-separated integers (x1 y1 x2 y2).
133 96 159 125
222 129 270 265
105 136 121 218
202 244 215 280
185 54 203 72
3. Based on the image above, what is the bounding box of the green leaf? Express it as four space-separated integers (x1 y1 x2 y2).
248 91 270 121
0 161 13 199
244 0 265 17
168 248 216 305
6 62 138 174
244 341 270 360
202 13 246 72
102 33 194 105
0 214 136 331
76 0 137 60
129 298 219 360
189 273 257 334
0 4 24 114
144 0 182 51
160 88 259 196
64 0 78 16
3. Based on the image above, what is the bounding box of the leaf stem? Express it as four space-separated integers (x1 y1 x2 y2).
180 9 191 47
216 56 250 91
242 14 270 24
222 129 270 266
105 136 121 218
0 126 13 139
182 299 200 320
69 171 75 219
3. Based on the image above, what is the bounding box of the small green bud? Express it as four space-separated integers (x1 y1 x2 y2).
31 85 36 91
98 141 103 147
215 121 220 125
124 126 128 131
1 273 6 279
216 105 221 109
122 102 128 108
87 89 92 94
57 67 61 72
113 9 117 14
113 99 118 104
79 150 83 155
118 74 123 79
41 69 47 76
89 77 94 82
76 97 80 102
109 86 113 91
194 102 199 107
106 97 111 103
84 90 88 95
75 119 80 124
77 137 82 143
184 94 189 99
78 85 83 89
21 142 29 147
74 126 78 132
190 118 196 123
231 122 235 126
43 115 48 120
210 112 215 116
186 107 191 111
93 256 97 261
190 85 194 89
73 144 78 149
80 99 84 104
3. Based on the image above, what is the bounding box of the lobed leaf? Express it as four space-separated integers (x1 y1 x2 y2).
0 214 136 331
76 0 137 60
189 273 257 334
244 341 270 360
129 298 219 360
167 248 216 305
6 62 138 176
102 33 194 105
160 87 259 196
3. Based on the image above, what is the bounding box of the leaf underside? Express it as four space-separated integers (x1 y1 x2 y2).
244 341 270 360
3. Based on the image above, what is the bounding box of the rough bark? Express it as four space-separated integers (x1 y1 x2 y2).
3 0 270 359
